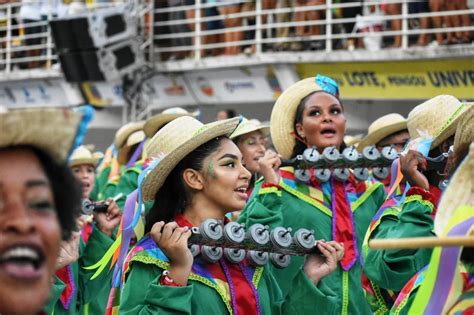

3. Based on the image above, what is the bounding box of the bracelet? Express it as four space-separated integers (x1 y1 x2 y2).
159 269 184 287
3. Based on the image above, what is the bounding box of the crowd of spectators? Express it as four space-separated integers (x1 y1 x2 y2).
1 0 473 69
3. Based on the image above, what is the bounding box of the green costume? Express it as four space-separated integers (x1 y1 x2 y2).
44 226 114 315
119 235 339 315
238 168 386 315
114 161 152 214
362 188 437 313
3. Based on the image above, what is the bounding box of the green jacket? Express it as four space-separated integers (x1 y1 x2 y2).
362 189 437 313
119 236 340 314
238 169 386 315
44 227 114 315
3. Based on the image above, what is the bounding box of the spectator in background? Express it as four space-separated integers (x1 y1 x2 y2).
429 0 445 45
204 0 225 56
409 0 430 46
445 0 472 44
383 2 402 48
293 0 325 50
216 109 237 120
217 0 243 55
167 0 192 60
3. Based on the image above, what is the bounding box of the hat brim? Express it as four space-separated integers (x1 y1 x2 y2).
434 146 472 235
431 102 470 149
143 113 197 138
231 124 270 140
0 108 81 163
141 117 241 201
114 121 145 149
270 78 323 159
357 121 408 151
69 158 99 168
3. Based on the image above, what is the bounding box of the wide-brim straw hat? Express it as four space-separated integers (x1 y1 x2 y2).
0 107 81 163
453 103 474 158
69 145 103 168
114 121 145 149
357 113 407 150
230 118 270 140
143 107 199 138
407 95 468 150
117 130 146 165
344 134 364 147
271 76 336 159
141 116 241 201
434 142 473 235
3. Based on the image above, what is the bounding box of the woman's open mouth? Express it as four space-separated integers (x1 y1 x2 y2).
0 244 46 281
320 127 337 138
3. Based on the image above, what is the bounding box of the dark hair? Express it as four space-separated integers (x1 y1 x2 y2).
226 110 237 118
376 129 409 147
291 91 345 158
2 146 82 241
145 137 225 232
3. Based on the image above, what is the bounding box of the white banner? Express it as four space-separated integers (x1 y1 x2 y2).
185 66 282 104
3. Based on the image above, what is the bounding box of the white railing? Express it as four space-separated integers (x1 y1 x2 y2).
1 0 473 75
0 0 152 74
152 0 474 61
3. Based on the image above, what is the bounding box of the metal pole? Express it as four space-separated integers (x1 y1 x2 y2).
6 3 12 73
255 0 262 55
401 0 408 49
325 0 332 52
194 0 201 60
148 0 155 63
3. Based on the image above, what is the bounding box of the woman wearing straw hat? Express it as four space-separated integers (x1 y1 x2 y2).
238 74 387 315
118 116 344 314
362 96 471 313
113 107 199 212
382 105 474 315
53 145 121 315
229 118 271 220
0 107 81 315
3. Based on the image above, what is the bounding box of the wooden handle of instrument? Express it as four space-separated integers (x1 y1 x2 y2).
369 236 474 249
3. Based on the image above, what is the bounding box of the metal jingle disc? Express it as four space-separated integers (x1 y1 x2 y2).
200 218 223 241
201 245 223 264
303 146 320 163
223 222 245 244
333 168 350 182
223 248 246 264
247 224 270 245
353 167 369 182
322 146 340 163
247 250 269 267
188 244 200 257
373 167 389 180
293 228 315 250
342 146 359 162
269 227 293 248
269 253 291 269
362 145 381 161
381 146 398 161
295 169 311 182
314 169 331 182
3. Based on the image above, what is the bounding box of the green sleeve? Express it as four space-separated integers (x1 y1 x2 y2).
78 227 115 304
119 263 194 314
364 193 436 291
265 268 338 314
238 181 284 229
43 275 66 314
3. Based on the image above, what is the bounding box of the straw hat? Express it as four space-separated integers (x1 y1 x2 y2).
270 75 339 159
117 130 146 165
357 114 407 150
407 95 467 149
141 116 241 201
114 121 145 149
69 145 103 168
453 104 474 159
0 107 81 162
434 142 473 235
230 118 270 140
143 107 199 138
